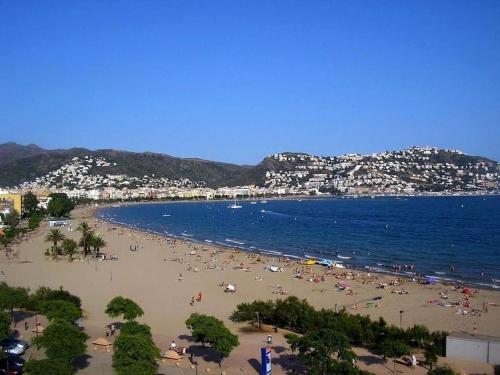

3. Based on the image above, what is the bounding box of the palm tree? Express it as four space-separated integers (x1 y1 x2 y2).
45 229 65 255
89 235 106 255
62 238 78 262
77 222 92 257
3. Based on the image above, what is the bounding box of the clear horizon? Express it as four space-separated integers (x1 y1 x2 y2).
1 1 499 163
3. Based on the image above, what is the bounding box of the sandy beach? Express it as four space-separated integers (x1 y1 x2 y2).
1 204 499 374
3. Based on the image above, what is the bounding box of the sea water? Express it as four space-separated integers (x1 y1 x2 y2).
98 195 500 288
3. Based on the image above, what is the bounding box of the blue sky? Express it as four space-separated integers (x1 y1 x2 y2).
1 1 499 164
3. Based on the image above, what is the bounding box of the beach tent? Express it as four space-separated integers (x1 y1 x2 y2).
162 350 181 360
318 259 333 267
225 284 236 293
92 338 112 346
266 265 280 272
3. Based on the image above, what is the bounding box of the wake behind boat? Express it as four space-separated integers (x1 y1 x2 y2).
228 198 242 209
338 255 352 260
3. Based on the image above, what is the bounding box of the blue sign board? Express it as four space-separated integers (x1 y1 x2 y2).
261 346 272 375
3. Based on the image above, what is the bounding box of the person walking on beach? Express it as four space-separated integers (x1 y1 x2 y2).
473 322 478 335
197 292 202 302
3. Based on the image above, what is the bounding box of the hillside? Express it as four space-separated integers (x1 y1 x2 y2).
0 144 254 188
0 142 47 165
0 143 498 194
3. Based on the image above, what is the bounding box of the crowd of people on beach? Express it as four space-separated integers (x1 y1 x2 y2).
84 213 499 341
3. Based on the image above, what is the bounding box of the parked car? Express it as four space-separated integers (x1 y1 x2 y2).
1 338 29 352
1 343 23 356
6 354 25 367
0 356 23 374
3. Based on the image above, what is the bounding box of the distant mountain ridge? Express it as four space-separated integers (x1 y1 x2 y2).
0 142 498 194
0 142 47 166
0 143 260 188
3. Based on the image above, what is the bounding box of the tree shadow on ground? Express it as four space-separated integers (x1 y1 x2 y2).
73 354 92 370
178 334 193 342
272 345 287 354
185 344 221 365
12 310 36 327
357 354 386 365
236 325 259 334
272 354 307 375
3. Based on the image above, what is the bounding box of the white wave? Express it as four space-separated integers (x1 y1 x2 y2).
225 238 245 245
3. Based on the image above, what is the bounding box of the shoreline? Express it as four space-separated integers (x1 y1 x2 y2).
2 204 500 374
95 199 500 290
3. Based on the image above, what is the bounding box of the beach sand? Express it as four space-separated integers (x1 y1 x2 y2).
1 204 499 374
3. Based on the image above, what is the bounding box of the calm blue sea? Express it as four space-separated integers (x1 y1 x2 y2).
98 196 500 288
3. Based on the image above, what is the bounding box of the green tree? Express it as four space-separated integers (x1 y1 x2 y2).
89 234 106 255
427 366 458 375
23 192 39 216
113 332 160 375
329 360 373 375
77 222 93 257
0 311 10 340
0 282 29 323
430 331 448 356
28 287 81 311
39 300 83 322
47 193 74 218
425 346 438 370
45 229 65 255
185 313 239 366
106 297 144 322
33 319 88 366
408 324 430 349
379 339 411 359
28 212 43 230
61 238 79 261
296 328 355 375
273 296 317 333
231 300 276 329
24 359 73 375
284 332 300 355
2 209 19 227
120 322 152 337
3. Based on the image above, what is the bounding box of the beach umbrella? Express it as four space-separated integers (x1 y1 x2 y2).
162 350 181 360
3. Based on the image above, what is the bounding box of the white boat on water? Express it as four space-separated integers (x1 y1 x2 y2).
261 200 268 204
228 198 242 209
